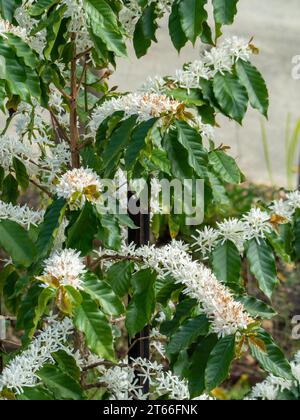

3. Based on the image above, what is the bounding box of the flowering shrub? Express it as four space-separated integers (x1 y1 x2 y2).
0 0 298 401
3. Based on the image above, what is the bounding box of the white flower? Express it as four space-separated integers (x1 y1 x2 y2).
250 375 293 400
89 93 180 133
0 200 44 230
243 208 273 242
204 47 233 76
0 317 73 394
223 36 251 63
269 199 293 220
286 191 300 211
119 240 253 337
55 168 102 210
0 135 39 173
192 226 220 258
139 76 166 94
41 249 86 290
217 218 246 253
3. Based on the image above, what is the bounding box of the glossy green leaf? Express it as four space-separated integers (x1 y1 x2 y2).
188 335 218 397
236 296 277 319
168 1 187 51
133 3 158 58
167 315 209 355
0 219 36 267
178 0 208 44
175 120 208 178
0 0 21 22
106 260 133 298
212 0 239 25
13 157 29 191
85 0 127 57
212 240 241 288
36 198 67 259
126 268 156 339
37 365 84 400
209 150 242 184
125 118 157 170
213 72 248 123
67 203 98 255
205 335 236 390
246 238 278 299
74 292 114 361
236 59 269 118
249 330 293 380
82 272 125 316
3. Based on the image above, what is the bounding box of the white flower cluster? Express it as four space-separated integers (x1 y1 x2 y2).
119 0 173 36
62 0 93 53
92 357 190 400
40 249 86 290
194 192 300 258
55 167 102 210
89 93 180 134
116 240 253 337
0 132 70 184
0 317 73 395
173 37 251 89
0 200 44 229
247 351 300 400
0 135 39 172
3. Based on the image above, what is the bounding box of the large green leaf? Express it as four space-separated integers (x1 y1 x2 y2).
5 34 39 68
29 0 60 17
37 365 83 400
236 296 277 320
246 238 278 299
74 292 114 360
84 0 127 56
36 198 66 259
249 330 293 380
82 272 125 316
0 219 36 267
133 3 158 58
106 260 133 298
160 298 198 336
188 335 218 398
164 129 193 180
212 0 239 25
18 386 54 400
125 118 157 170
212 240 241 289
209 150 242 184
13 157 29 191
166 315 209 355
178 0 208 44
0 0 21 22
30 287 56 337
52 350 81 381
126 269 156 339
175 120 208 178
236 60 269 118
0 39 41 101
205 335 236 391
168 2 187 51
213 72 248 123
103 115 137 176
66 203 98 255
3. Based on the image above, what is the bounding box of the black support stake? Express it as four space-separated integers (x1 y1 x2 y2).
128 193 150 395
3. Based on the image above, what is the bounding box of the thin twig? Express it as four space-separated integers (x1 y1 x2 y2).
49 108 70 145
90 254 142 270
127 336 151 356
75 47 93 60
77 59 88 93
30 179 53 198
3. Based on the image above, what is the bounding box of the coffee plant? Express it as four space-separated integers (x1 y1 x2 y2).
0 0 298 401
